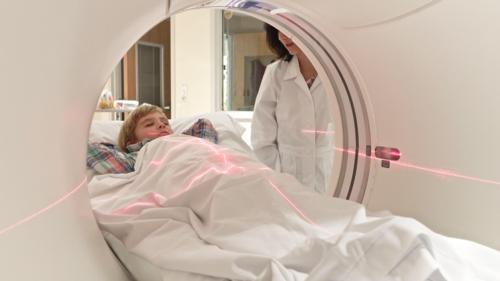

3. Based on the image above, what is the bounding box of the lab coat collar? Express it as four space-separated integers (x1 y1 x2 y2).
284 56 320 92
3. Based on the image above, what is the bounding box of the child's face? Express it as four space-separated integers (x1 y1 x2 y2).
132 111 173 144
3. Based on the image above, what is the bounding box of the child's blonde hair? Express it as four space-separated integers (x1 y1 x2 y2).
118 104 166 151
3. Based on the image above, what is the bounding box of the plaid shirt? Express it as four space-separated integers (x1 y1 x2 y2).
87 118 218 174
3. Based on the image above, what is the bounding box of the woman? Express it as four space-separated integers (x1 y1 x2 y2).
251 24 334 194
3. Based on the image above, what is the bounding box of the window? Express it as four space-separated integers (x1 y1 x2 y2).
102 62 123 101
136 42 164 108
222 12 274 111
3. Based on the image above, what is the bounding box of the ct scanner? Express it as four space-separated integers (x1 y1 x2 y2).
1 0 500 280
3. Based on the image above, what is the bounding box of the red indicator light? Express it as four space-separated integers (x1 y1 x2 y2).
375 146 401 161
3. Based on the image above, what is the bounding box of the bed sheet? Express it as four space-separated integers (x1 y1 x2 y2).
89 135 500 281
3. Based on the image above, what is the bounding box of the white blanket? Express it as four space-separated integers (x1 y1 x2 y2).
89 135 500 281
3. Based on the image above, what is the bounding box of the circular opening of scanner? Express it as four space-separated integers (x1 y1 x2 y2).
88 5 372 279
89 1 373 202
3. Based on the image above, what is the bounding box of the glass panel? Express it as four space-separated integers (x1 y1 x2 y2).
137 43 164 107
222 11 274 111
101 62 123 101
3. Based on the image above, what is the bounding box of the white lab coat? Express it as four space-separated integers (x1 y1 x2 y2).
251 56 334 194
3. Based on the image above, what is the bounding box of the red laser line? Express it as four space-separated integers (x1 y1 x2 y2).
113 139 329 232
113 138 248 215
0 177 87 237
169 164 242 199
301 129 335 135
391 161 500 185
333 147 500 186
267 179 333 236
116 147 329 234
107 137 340 238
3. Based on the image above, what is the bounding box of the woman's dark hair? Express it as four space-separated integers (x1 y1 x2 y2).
264 23 292 62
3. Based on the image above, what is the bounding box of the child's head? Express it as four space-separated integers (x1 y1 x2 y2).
118 104 173 151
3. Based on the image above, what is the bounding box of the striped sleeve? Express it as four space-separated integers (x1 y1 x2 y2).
87 143 136 174
182 118 219 144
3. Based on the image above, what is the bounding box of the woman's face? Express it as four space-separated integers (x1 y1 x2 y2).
278 31 300 56
133 111 173 143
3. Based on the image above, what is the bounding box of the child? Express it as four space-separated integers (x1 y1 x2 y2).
87 104 218 174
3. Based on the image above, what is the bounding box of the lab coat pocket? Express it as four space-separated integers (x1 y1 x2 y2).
279 151 298 180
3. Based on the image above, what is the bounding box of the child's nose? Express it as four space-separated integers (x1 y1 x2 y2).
157 122 165 129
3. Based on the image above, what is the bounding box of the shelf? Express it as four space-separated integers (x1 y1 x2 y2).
95 108 135 113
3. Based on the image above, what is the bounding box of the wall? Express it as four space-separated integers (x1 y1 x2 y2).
171 9 221 118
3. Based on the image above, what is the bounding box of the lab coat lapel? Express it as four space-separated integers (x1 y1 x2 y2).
284 56 311 96
309 77 320 92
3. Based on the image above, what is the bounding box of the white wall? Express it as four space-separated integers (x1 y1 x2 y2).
171 9 222 118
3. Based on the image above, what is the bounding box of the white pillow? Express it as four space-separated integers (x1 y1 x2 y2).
88 112 246 146
89 120 123 145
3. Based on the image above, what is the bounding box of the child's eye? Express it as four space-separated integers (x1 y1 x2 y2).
145 123 154 127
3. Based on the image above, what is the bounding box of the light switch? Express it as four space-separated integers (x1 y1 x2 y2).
180 84 188 102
